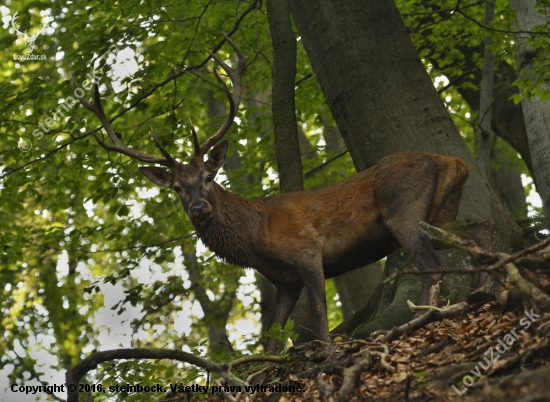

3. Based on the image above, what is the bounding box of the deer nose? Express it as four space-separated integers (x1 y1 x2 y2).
190 202 207 214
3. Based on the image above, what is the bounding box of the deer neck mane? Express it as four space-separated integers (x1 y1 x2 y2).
193 184 259 268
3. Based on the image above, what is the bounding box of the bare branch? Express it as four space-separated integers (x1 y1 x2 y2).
65 348 249 402
383 302 472 342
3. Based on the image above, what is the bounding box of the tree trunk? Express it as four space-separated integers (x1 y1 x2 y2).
322 117 384 323
477 0 495 175
333 262 383 322
267 0 303 194
182 248 235 356
268 0 317 345
510 0 550 214
491 140 528 219
488 62 533 176
291 0 521 335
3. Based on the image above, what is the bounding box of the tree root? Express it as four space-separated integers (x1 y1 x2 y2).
352 275 420 339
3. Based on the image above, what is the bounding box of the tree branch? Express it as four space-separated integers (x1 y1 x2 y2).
65 348 250 402
2 0 260 179
383 302 472 342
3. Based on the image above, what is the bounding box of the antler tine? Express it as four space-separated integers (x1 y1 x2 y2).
150 127 177 165
71 73 176 167
198 33 247 156
11 12 23 35
188 118 201 157
28 24 44 40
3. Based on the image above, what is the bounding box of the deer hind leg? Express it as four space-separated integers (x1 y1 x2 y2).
385 216 444 307
430 184 495 286
379 172 444 307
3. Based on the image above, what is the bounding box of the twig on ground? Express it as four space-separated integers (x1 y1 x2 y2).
504 263 550 310
334 351 375 402
407 300 442 312
316 377 336 402
383 302 472 343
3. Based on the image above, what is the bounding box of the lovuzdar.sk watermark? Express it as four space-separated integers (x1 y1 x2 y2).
10 11 47 61
451 309 540 396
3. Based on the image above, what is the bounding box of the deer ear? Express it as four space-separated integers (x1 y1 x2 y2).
139 166 173 188
206 140 228 173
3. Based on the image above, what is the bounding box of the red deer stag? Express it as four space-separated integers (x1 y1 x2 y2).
74 35 473 351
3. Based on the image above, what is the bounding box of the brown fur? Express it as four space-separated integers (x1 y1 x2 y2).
142 148 470 351
74 42 472 351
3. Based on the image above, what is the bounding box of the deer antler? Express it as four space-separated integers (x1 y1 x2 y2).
26 24 44 42
192 32 247 158
11 12 45 39
71 74 176 168
11 12 26 38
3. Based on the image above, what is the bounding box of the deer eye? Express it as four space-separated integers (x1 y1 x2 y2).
206 175 212 183
173 185 183 193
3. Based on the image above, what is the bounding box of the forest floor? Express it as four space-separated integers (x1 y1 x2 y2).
275 302 550 402
164 227 550 402
168 300 550 402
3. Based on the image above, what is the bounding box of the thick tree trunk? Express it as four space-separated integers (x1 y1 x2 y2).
291 0 521 335
510 0 550 214
477 0 495 175
322 118 384 324
268 0 317 345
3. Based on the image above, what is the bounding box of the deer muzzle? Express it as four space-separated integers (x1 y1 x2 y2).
189 201 213 221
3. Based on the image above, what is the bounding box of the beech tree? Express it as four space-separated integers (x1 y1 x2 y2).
291 0 523 336
510 0 550 214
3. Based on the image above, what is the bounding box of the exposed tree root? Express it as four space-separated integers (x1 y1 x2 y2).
352 275 420 339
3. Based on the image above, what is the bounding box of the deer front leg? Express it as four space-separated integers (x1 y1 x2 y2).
295 258 330 343
265 284 303 353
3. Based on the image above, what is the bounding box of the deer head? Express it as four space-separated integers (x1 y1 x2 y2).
11 12 45 54
73 34 246 226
